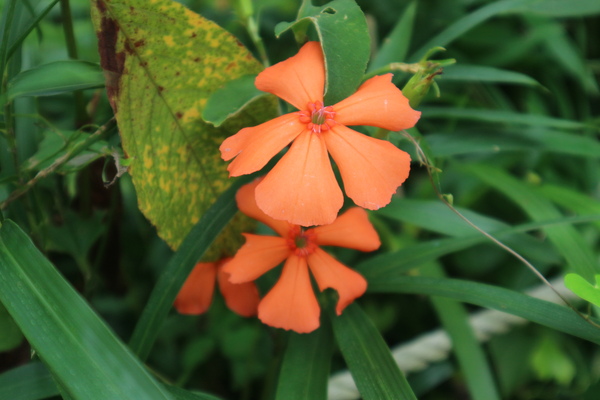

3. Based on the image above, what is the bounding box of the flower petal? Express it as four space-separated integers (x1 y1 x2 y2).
223 234 290 283
334 74 420 131
258 255 320 333
220 113 305 177
255 131 343 226
173 262 217 315
324 125 411 210
311 207 380 251
218 264 260 317
307 248 367 315
235 179 290 237
255 41 325 111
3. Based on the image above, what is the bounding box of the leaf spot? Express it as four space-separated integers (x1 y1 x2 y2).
163 35 176 47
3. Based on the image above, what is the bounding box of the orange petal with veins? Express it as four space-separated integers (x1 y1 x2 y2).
325 125 411 210
235 179 290 237
255 131 343 226
218 264 260 317
220 113 305 177
311 207 380 251
174 262 217 315
255 41 325 111
223 234 290 283
307 248 367 315
258 255 320 333
334 74 420 131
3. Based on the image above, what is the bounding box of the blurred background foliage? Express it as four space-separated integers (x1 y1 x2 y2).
0 0 599 399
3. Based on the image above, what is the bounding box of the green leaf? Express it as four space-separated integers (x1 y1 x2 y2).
517 0 600 17
275 0 370 105
524 129 600 158
377 198 558 263
44 210 105 258
441 64 543 88
0 362 223 400
0 0 19 83
463 164 600 280
6 0 60 60
0 220 174 400
275 325 333 400
91 0 276 250
369 1 416 71
409 0 536 61
0 301 23 352
1 61 105 104
427 129 600 158
427 131 532 157
380 198 517 236
22 129 110 173
165 385 222 400
368 276 600 346
422 107 587 130
410 0 600 62
129 177 248 361
530 335 576 384
329 303 417 400
359 213 600 279
564 274 600 307
0 362 59 400
202 74 267 127
424 265 501 400
535 19 598 93
43 210 106 277
539 184 600 230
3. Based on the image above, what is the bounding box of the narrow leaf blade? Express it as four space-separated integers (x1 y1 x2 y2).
425 265 501 400
0 220 174 400
441 64 543 88
369 1 417 70
463 164 599 280
330 303 417 400
3 60 104 101
368 276 600 346
129 177 247 360
275 325 333 400
0 363 59 400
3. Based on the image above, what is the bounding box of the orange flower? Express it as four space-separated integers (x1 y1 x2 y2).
223 180 380 333
174 258 260 317
220 41 421 227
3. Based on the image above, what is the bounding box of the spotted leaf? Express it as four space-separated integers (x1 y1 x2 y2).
91 0 276 253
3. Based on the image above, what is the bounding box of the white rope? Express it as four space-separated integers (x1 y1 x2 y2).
327 278 576 400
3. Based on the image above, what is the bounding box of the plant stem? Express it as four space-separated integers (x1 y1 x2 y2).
3 103 20 178
246 16 269 67
59 0 87 126
0 0 18 83
401 130 600 329
238 0 269 66
0 118 115 210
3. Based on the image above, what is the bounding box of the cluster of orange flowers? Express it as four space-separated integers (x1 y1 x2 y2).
175 42 420 333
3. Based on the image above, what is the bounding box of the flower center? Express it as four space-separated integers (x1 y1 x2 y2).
287 226 317 257
295 236 308 248
298 101 336 134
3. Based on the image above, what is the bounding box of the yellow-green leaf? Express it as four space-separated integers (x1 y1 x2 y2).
91 0 275 252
